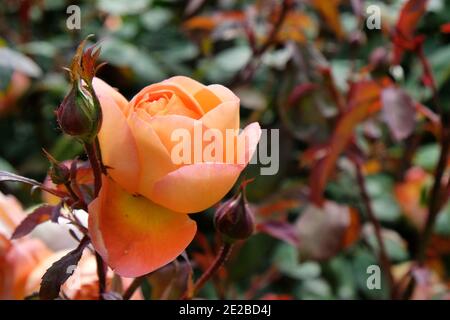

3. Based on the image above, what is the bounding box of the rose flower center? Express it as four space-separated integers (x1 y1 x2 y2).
134 92 201 119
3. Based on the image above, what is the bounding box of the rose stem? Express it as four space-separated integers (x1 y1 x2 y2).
84 141 102 196
123 276 147 300
84 139 106 298
402 43 450 299
415 43 450 266
182 242 233 300
231 0 292 85
353 158 395 298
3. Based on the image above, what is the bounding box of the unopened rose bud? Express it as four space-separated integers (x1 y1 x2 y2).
49 162 70 185
214 190 255 242
57 82 101 143
43 150 70 185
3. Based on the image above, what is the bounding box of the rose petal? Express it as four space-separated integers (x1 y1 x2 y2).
88 177 197 277
127 113 177 197
149 122 261 213
207 84 240 104
150 163 243 213
146 114 212 165
93 77 129 115
96 94 140 194
236 122 262 165
131 82 205 116
165 76 222 113
201 100 240 132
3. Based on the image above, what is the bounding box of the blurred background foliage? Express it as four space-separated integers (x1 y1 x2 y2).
1 0 450 299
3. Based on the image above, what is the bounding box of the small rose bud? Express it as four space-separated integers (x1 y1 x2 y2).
214 189 255 242
43 150 70 185
49 162 70 185
56 82 102 143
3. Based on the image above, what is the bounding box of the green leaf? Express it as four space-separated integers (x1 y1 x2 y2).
214 46 251 72
101 39 166 81
273 243 321 280
0 47 42 77
413 144 440 171
97 0 151 15
140 8 172 31
295 278 333 299
0 66 13 92
351 246 389 299
435 202 450 236
0 157 15 173
365 174 401 223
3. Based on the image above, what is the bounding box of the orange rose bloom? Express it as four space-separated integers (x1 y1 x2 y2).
0 192 51 299
89 76 261 277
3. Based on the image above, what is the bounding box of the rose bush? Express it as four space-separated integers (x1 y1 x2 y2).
89 76 261 277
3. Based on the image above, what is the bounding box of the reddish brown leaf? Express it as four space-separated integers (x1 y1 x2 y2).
341 207 361 248
11 205 53 239
0 170 67 198
394 167 429 230
287 83 317 107
146 260 192 300
381 86 416 141
309 81 382 206
39 236 90 300
311 0 344 39
392 0 428 64
295 201 354 261
183 11 245 32
257 221 299 246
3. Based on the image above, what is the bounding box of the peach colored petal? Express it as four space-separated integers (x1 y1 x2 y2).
0 192 25 237
165 94 200 118
127 113 177 198
146 114 211 164
97 94 140 194
150 163 243 213
201 100 240 132
88 177 197 277
164 76 222 113
207 84 240 103
164 76 205 96
93 77 129 115
236 122 262 165
149 122 261 213
131 83 204 116
1 236 51 299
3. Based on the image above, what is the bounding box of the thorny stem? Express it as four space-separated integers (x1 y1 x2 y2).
245 266 280 299
84 139 105 298
414 42 450 265
63 182 80 204
353 159 395 298
182 242 233 299
95 252 107 298
231 0 292 85
401 43 450 299
84 141 102 197
123 275 147 300
416 127 450 264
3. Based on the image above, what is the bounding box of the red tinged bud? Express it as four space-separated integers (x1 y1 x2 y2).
214 189 255 242
56 82 102 143
57 35 104 143
43 150 70 185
